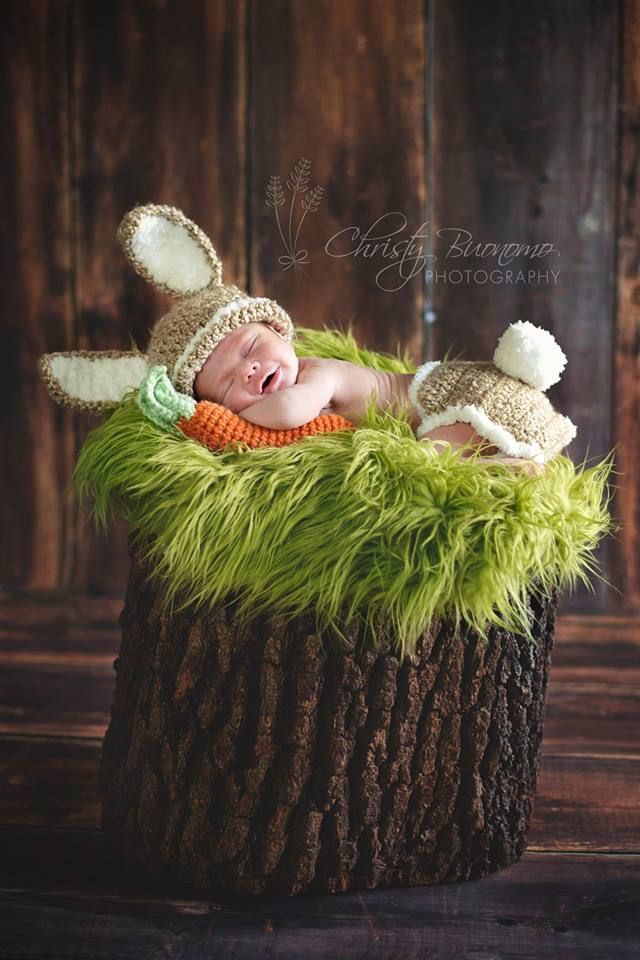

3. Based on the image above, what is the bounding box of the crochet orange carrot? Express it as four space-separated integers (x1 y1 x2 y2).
137 365 354 450
179 400 353 450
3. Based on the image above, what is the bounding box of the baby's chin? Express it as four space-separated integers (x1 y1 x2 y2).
235 371 290 413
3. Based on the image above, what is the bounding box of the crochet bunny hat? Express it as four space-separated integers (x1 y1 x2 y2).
409 321 577 463
38 204 294 410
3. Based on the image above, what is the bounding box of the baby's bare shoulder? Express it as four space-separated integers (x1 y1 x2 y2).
297 356 344 386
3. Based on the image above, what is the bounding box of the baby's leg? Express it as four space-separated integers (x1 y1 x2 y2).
469 454 545 476
421 422 500 456
420 423 544 475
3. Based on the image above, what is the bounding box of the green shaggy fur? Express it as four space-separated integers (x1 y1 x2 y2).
74 326 614 658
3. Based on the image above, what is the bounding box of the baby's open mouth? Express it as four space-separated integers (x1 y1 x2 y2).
261 367 281 393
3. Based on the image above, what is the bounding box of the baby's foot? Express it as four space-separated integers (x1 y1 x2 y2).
420 425 499 457
473 455 545 476
419 439 544 476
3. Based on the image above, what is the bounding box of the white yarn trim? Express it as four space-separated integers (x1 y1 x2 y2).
172 297 274 380
408 360 441 416
416 403 548 462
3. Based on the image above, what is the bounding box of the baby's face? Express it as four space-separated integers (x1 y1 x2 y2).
194 322 299 412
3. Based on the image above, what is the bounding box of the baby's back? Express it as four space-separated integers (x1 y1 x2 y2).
316 358 418 427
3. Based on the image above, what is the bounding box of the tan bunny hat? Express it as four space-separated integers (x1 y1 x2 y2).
38 204 295 410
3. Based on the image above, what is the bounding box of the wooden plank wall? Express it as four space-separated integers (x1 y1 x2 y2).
1 0 637 618
615 0 640 610
250 0 425 357
430 0 620 612
1 0 248 596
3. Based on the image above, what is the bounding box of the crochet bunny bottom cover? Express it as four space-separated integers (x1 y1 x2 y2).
409 360 577 463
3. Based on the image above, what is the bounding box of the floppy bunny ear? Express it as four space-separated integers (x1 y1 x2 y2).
38 351 149 412
117 204 223 298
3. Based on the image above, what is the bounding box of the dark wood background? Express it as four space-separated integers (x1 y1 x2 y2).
2 3 640 952
1 0 637 619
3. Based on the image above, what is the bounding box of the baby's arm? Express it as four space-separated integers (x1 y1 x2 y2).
237 361 336 430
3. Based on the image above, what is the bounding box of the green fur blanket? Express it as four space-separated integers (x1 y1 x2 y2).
74 327 613 657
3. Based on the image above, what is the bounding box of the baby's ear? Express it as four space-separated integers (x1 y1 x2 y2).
118 204 223 298
38 351 149 411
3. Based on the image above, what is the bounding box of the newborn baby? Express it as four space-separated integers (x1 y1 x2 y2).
193 321 539 471
111 204 575 470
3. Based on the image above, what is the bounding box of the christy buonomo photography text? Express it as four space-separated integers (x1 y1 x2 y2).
323 214 560 291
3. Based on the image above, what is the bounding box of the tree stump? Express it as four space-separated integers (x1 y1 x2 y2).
99 548 557 896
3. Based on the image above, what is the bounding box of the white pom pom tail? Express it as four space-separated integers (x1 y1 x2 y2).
493 321 567 391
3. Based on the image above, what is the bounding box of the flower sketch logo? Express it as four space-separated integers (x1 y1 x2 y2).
266 158 324 277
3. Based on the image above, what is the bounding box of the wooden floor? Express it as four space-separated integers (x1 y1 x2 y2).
1 594 638 959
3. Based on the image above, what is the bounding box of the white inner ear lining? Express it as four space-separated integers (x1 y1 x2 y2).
48 354 149 404
131 215 216 294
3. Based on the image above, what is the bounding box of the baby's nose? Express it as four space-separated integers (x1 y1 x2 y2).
243 359 260 383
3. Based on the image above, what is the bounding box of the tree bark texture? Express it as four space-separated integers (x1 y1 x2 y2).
100 549 557 896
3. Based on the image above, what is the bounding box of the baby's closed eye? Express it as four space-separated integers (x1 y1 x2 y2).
222 334 257 403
